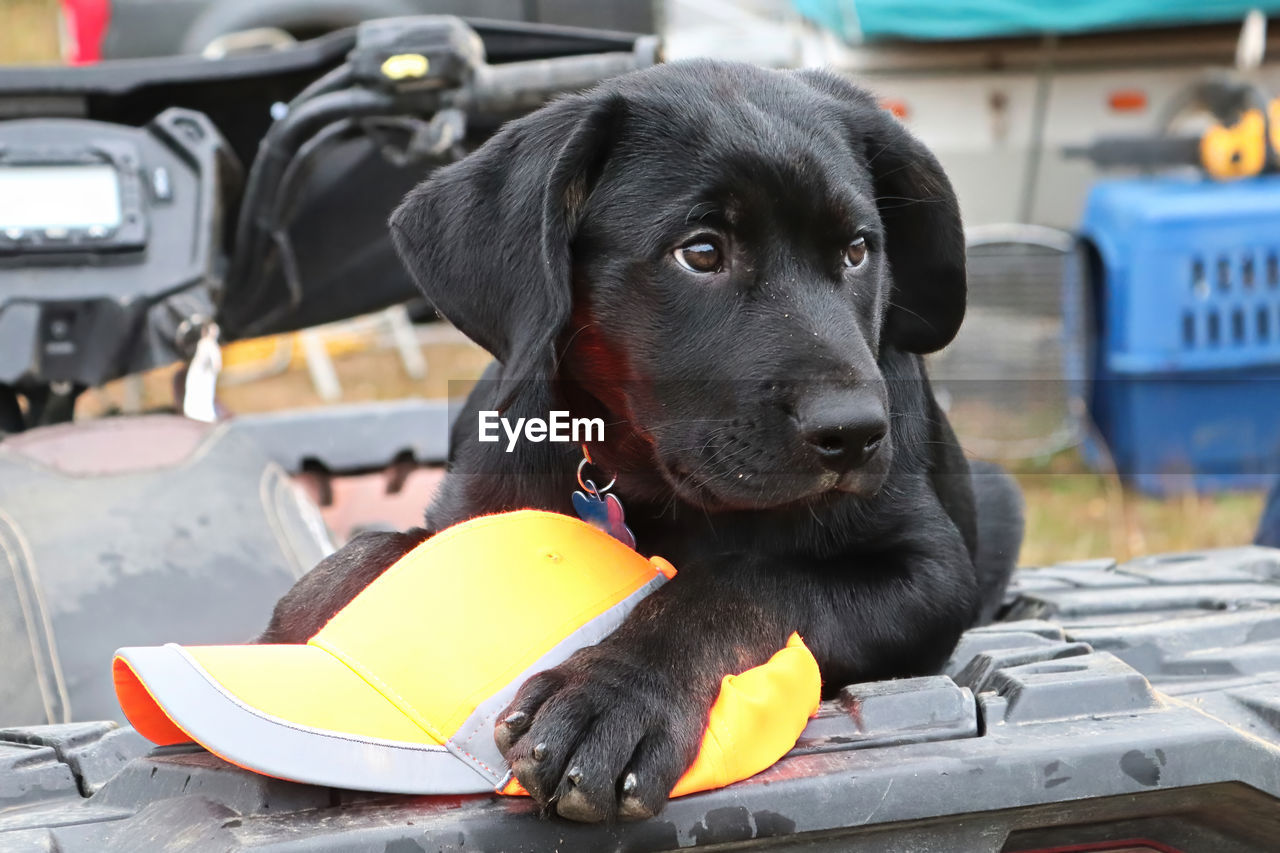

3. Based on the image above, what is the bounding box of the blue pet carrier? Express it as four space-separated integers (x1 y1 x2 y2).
1068 175 1280 494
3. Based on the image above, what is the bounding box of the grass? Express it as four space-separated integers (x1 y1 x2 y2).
1011 458 1263 566
944 401 1266 565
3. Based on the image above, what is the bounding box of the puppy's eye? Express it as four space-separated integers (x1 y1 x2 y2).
674 240 723 274
844 237 868 269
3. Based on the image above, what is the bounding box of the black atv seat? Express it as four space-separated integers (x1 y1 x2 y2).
0 415 332 726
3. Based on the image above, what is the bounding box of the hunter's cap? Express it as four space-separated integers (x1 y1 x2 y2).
114 509 819 796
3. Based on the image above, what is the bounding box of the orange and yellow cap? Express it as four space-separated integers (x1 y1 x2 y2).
113 509 819 797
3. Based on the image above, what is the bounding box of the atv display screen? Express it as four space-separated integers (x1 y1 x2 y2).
0 164 122 231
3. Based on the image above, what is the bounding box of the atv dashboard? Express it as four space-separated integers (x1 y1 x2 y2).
0 111 231 388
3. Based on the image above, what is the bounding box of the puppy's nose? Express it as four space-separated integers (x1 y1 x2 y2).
797 393 888 473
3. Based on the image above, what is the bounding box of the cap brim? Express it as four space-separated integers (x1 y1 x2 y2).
113 643 494 794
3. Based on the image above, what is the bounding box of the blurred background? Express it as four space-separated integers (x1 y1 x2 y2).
3 0 1280 565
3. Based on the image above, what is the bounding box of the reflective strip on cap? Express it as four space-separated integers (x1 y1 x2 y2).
115 644 494 794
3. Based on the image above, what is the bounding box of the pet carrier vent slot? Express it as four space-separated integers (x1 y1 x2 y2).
1207 310 1221 346
1217 256 1231 291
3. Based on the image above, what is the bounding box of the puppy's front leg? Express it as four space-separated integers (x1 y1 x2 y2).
494 568 793 823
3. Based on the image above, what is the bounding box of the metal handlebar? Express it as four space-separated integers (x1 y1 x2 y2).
457 35 660 114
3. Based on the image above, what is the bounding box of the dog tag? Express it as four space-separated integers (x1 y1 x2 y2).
572 480 636 550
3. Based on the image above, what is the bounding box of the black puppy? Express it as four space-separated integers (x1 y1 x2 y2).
260 60 1024 823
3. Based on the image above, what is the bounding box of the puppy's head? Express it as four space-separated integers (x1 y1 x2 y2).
391 61 964 510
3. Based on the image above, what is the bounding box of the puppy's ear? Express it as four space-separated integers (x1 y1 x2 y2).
797 70 965 354
389 93 621 387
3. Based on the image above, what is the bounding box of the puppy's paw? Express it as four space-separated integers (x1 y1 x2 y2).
494 650 704 823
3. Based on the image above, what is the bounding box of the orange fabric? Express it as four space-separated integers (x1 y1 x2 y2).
113 656 193 746
499 633 821 799
651 555 677 580
671 632 820 796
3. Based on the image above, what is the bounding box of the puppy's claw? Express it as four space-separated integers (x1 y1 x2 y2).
619 794 657 822
532 742 548 761
622 772 638 795
510 757 543 801
556 787 607 823
494 714 527 754
566 766 583 787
